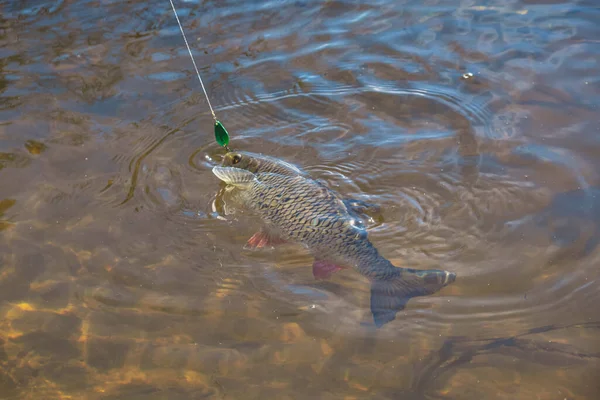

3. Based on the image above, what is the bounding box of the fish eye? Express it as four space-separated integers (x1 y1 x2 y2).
232 154 242 164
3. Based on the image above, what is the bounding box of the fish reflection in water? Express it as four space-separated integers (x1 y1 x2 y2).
510 187 600 257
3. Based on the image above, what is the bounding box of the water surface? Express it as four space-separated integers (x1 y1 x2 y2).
1 0 599 398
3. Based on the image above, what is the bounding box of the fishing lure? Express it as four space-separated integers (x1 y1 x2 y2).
168 0 231 150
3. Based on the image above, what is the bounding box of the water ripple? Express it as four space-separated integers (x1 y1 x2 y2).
2 0 600 397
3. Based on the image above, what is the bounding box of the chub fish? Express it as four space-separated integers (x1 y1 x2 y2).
212 151 456 327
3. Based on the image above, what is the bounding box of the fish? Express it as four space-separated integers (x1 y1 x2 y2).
212 151 456 327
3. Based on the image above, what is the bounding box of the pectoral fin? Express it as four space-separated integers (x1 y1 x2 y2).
312 260 347 280
244 228 287 250
212 166 256 188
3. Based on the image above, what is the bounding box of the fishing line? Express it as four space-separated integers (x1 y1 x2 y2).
168 0 231 150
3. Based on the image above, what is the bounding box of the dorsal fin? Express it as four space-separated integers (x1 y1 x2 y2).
212 166 256 188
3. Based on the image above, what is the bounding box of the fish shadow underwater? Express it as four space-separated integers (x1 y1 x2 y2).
212 151 456 328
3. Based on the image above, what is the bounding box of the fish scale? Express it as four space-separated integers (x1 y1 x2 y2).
212 151 456 327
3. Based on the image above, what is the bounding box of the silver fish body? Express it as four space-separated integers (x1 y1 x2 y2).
213 151 456 327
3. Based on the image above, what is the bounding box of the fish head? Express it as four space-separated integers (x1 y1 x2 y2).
221 151 303 176
221 151 255 171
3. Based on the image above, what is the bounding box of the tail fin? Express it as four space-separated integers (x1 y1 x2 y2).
370 268 456 327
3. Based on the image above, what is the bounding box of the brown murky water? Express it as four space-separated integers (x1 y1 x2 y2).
1 0 599 399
